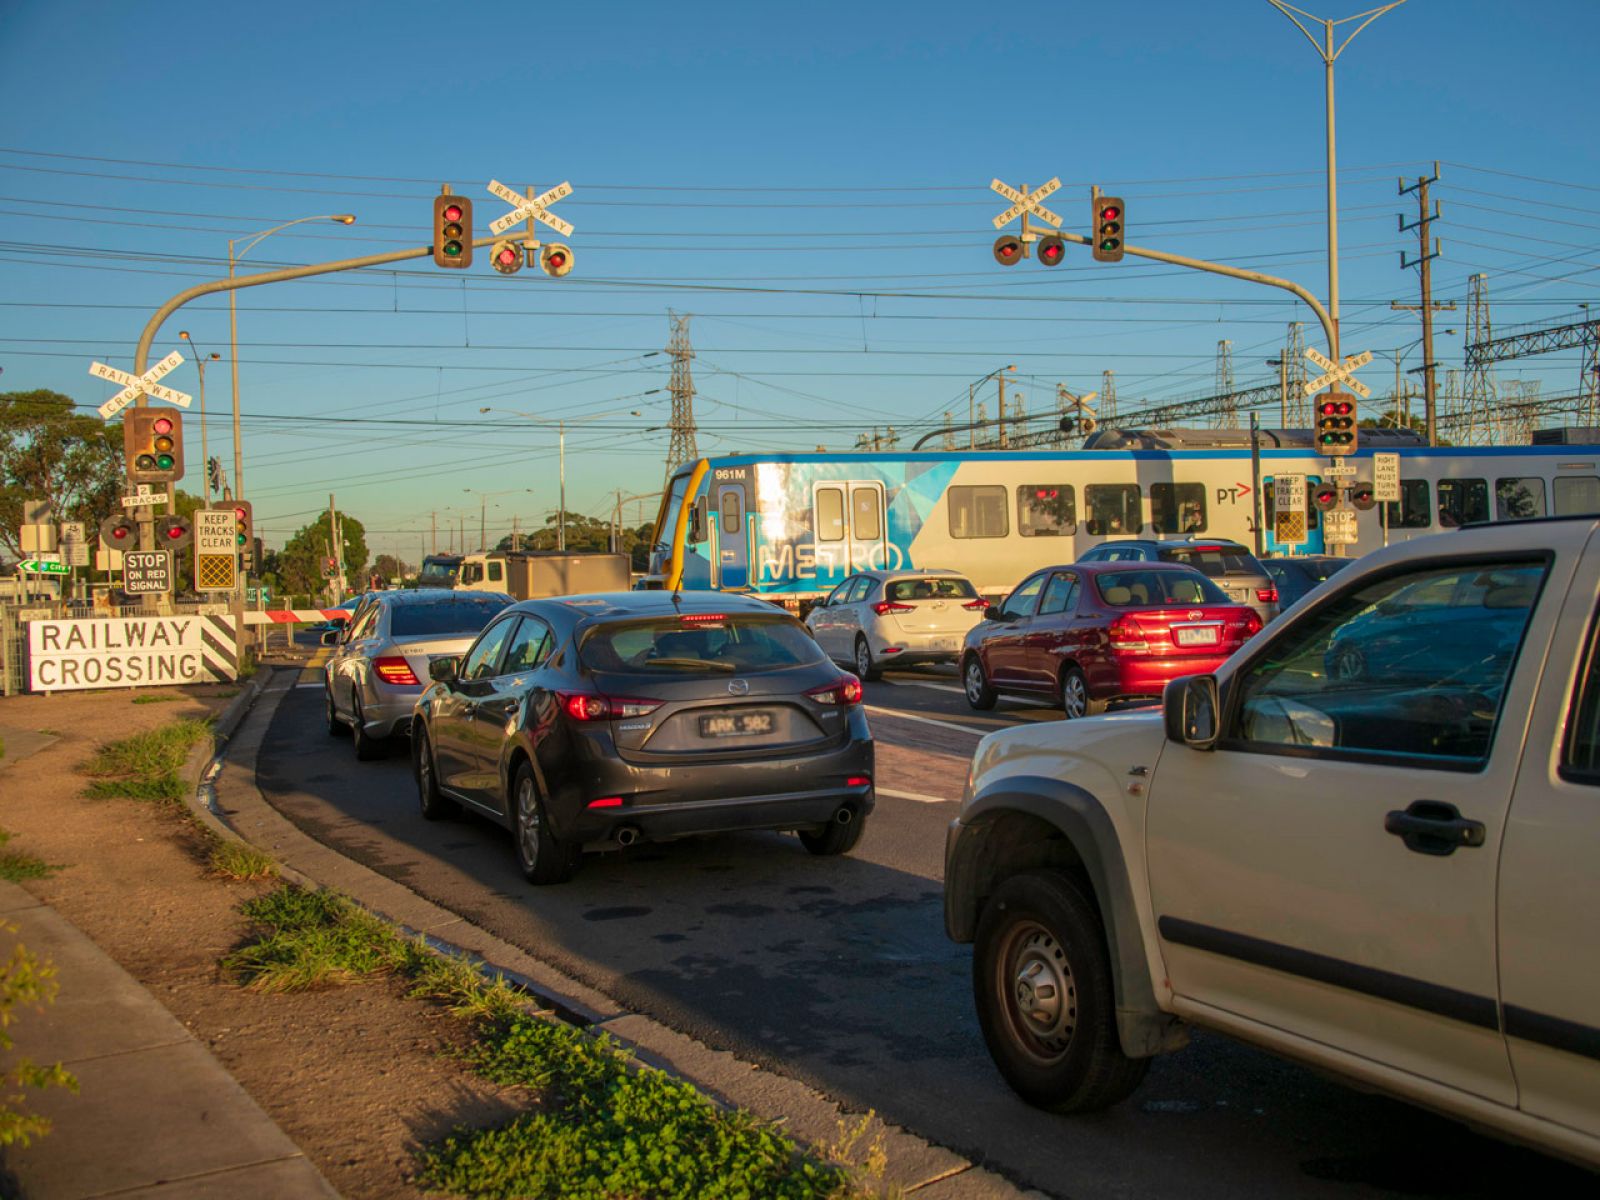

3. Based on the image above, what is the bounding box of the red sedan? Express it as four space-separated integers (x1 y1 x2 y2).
961 562 1262 718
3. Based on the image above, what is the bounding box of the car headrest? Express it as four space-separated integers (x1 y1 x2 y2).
1103 586 1131 605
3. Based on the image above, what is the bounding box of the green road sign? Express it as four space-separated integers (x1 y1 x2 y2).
17 559 70 575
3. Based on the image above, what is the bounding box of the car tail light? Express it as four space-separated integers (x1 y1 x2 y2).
1243 612 1263 637
586 796 624 809
962 599 989 611
872 601 915 615
1256 587 1279 604
806 675 863 706
679 613 727 624
1108 616 1150 653
558 693 663 721
372 656 420 686
846 775 872 787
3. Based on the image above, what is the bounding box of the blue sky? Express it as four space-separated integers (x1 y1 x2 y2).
2 0 1596 562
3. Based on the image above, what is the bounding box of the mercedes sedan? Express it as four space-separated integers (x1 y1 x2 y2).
411 591 874 883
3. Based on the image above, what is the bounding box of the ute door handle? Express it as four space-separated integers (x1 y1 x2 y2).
1384 800 1486 857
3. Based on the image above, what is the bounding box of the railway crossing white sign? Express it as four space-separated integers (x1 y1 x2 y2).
486 179 574 238
27 614 239 692
120 483 164 508
90 352 192 420
1303 348 1373 399
60 521 89 567
1373 452 1401 502
990 178 1063 230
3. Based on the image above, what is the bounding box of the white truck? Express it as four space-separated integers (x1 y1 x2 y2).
416 551 631 600
946 515 1600 1169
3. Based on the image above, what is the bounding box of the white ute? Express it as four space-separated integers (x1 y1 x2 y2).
945 515 1600 1170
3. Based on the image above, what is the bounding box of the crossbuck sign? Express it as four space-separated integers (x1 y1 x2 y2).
90 352 193 420
1303 348 1373 399
486 179 574 238
990 178 1063 230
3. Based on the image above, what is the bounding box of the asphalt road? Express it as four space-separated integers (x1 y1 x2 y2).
257 661 1590 1200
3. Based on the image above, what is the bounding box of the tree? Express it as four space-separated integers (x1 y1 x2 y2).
0 391 124 558
276 511 368 596
497 515 655 568
1360 409 1449 445
372 554 407 582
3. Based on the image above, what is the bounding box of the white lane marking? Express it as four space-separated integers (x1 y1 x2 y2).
879 787 955 805
864 704 990 736
295 682 323 689
884 678 1036 705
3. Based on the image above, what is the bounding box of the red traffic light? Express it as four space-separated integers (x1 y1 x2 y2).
1319 399 1354 417
442 204 463 223
1099 204 1122 221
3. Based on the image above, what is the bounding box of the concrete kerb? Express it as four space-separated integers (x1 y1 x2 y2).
199 664 1040 1199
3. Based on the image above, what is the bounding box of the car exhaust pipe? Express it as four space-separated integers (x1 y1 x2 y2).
616 825 641 847
833 805 854 826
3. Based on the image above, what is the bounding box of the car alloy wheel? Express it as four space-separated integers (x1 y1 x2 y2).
1061 669 1089 719
415 729 456 821
854 637 881 682
512 763 576 885
964 655 997 710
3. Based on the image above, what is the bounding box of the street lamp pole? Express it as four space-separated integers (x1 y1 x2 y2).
177 332 220 506
227 213 356 504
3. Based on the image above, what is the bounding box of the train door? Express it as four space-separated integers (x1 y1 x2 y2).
813 481 888 587
715 483 750 590
1262 474 1327 555
848 482 888 572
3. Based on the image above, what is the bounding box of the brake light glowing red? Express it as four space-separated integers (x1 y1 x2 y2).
1256 587 1279 604
558 693 662 721
872 601 914 615
806 675 863 706
846 776 872 787
1244 612 1263 636
372 656 420 686
679 613 728 624
586 797 623 809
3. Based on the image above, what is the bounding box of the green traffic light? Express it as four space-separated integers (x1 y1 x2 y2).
444 240 463 256
156 453 175 469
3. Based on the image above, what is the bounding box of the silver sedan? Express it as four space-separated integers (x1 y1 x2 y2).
324 589 513 761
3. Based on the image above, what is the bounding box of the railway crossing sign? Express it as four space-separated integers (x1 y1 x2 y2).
990 178 1063 230
1323 508 1359 546
486 179 574 238
124 551 173 595
1272 474 1307 546
120 483 164 508
90 352 193 420
60 521 89 567
1373 452 1401 502
1303 348 1373 399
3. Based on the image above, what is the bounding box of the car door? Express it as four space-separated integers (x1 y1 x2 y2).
1020 571 1081 690
431 615 516 798
835 575 874 656
1496 541 1600 1142
331 603 380 718
984 572 1048 688
472 615 556 814
810 577 852 659
1146 552 1554 1107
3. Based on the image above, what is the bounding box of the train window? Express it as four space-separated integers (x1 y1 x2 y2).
1438 478 1490 527
1384 479 1432 529
816 488 845 542
1553 475 1600 516
1151 482 1208 534
1495 477 1547 521
1085 484 1142 536
720 489 742 533
949 486 1009 538
1017 484 1076 536
851 488 882 540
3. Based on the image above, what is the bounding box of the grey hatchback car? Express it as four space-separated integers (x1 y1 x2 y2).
324 589 513 760
1077 536 1280 623
411 591 874 883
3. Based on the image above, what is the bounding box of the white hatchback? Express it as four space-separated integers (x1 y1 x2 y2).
806 570 988 680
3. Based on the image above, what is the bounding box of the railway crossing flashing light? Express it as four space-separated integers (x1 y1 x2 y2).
1038 236 1065 267
124 407 185 483
1316 392 1358 456
490 240 523 275
432 192 473 269
992 235 1024 266
1092 197 1125 263
155 514 193 550
539 243 574 278
99 513 137 548
1312 483 1340 513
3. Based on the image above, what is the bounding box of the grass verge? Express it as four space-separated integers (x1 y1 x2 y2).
130 694 182 705
208 840 278 882
0 830 52 883
226 884 879 1198
78 719 212 803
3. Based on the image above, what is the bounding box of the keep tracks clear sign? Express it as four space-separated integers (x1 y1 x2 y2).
26 614 239 692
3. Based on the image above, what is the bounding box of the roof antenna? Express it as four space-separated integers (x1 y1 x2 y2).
671 582 683 612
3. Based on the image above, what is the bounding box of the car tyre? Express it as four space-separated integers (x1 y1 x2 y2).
512 762 577 885
414 728 458 821
351 694 386 762
1059 666 1106 720
854 636 883 683
963 653 997 710
798 810 867 856
973 870 1149 1113
325 687 347 737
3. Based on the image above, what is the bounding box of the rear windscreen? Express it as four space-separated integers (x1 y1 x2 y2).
1095 570 1228 607
1158 547 1259 578
1302 559 1353 585
580 615 826 674
391 599 508 636
886 577 978 602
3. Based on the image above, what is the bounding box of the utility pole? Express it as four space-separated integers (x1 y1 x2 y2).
997 373 1009 448
1393 162 1454 446
430 511 437 557
478 494 486 552
328 494 345 604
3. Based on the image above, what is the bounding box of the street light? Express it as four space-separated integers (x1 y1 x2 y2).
177 331 221 504
481 402 653 551
228 213 357 505
463 487 534 552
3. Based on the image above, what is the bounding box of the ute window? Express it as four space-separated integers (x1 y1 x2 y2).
1096 570 1225 606
391 599 509 637
886 577 977 602
1158 546 1256 577
580 614 827 675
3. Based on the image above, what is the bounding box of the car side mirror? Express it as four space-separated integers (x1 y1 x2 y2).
983 604 1006 621
320 628 341 646
1163 674 1219 750
429 656 460 685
